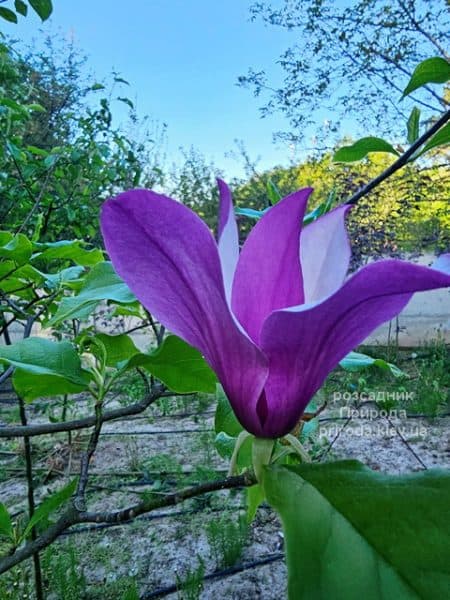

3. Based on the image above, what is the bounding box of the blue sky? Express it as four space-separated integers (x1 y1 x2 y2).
4 0 311 178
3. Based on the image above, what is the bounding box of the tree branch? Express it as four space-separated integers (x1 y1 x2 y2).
346 109 450 205
0 383 166 438
0 472 255 574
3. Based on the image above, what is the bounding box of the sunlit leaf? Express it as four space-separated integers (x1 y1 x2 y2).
333 137 400 162
403 57 450 97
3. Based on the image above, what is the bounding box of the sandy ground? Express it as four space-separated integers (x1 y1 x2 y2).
1 396 449 599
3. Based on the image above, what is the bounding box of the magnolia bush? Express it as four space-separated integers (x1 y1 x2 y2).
0 36 450 600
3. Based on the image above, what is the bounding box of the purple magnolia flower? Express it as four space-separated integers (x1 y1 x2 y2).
101 181 450 438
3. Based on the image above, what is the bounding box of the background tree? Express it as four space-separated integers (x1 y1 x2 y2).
0 35 166 242
239 0 449 146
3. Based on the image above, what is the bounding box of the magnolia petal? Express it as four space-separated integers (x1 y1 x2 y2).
259 258 450 437
300 205 351 303
217 179 239 304
101 189 268 427
231 188 312 343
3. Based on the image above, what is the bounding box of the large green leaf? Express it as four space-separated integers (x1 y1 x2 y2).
0 232 32 266
333 137 399 162
127 335 217 393
403 57 450 97
0 338 91 401
339 351 404 377
22 479 76 539
265 461 450 599
32 240 103 267
47 262 135 326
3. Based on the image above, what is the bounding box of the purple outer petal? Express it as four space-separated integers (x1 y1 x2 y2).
231 188 312 343
101 189 268 432
217 179 239 305
258 258 450 438
300 205 352 302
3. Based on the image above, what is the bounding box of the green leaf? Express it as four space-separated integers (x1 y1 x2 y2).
0 7 18 22
406 107 420 144
22 479 76 539
0 338 91 402
214 386 243 437
0 232 32 266
214 431 252 470
303 190 335 225
28 0 53 21
266 178 282 205
91 332 140 368
47 262 135 326
246 483 265 523
117 96 134 109
43 265 86 289
234 207 270 220
127 335 217 393
333 137 400 162
0 503 13 540
403 57 450 97
339 351 404 377
32 240 104 266
15 0 28 15
418 121 450 156
265 461 450 600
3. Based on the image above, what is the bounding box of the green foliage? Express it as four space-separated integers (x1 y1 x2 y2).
47 261 135 326
0 36 165 242
339 351 404 377
233 151 449 260
402 340 450 416
0 338 91 402
418 121 450 156
126 335 218 394
265 461 450 600
333 137 399 162
206 514 248 568
0 503 13 541
22 479 77 539
403 57 450 97
175 557 205 600
42 541 87 600
406 107 421 143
